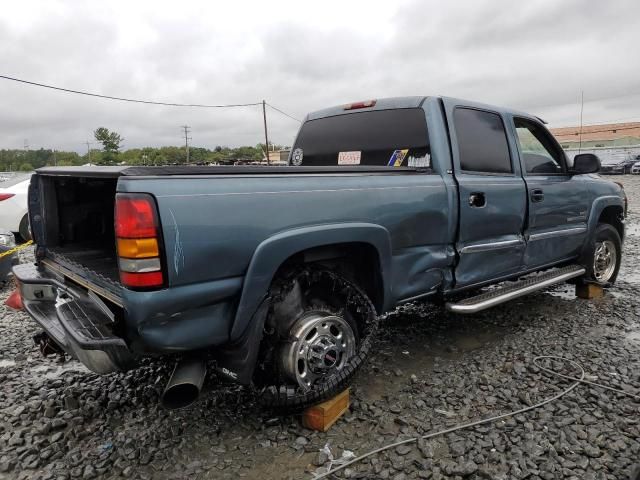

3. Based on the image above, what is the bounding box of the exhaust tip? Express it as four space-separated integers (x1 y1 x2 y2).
161 357 207 410
161 382 200 410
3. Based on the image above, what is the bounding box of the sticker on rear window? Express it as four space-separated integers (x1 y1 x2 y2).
338 151 361 165
388 149 409 167
291 148 304 166
408 153 431 168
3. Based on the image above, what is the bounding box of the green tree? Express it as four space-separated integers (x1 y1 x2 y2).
94 127 123 165
19 162 34 171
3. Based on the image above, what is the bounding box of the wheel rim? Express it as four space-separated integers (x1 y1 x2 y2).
281 311 356 391
593 239 617 282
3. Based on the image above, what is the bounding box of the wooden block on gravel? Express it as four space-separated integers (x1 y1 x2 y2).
575 283 604 299
302 389 349 432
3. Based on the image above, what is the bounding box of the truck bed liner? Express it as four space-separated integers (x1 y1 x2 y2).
47 246 122 291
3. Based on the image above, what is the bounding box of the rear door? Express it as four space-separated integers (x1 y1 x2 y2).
442 100 527 287
510 116 591 268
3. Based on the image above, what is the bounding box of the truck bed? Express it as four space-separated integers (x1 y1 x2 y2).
48 245 120 284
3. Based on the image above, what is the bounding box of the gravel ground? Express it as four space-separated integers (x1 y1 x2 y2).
1 175 639 480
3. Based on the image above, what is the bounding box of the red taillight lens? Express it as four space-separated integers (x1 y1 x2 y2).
120 271 164 288
344 99 376 110
115 193 164 289
115 194 158 238
0 193 15 201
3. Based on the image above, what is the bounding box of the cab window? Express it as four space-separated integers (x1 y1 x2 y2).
514 118 566 174
453 107 512 174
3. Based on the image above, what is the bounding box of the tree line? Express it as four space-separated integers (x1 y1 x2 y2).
0 127 288 171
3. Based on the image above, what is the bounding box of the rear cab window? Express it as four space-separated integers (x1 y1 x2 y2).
290 108 431 169
453 107 512 174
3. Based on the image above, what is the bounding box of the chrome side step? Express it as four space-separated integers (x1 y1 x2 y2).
446 265 586 314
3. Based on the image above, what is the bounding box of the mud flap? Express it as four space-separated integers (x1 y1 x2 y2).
213 296 270 384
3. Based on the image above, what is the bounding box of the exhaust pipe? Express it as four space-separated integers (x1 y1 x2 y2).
161 357 207 409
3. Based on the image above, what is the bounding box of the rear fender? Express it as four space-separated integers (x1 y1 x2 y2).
229 223 393 341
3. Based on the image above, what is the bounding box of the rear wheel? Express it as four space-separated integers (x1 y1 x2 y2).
254 267 378 409
18 214 31 242
582 223 622 285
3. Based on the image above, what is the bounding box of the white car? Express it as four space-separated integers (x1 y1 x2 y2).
0 173 32 240
631 161 640 174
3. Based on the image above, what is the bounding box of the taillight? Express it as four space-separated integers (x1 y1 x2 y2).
344 99 376 110
0 193 15 201
115 193 164 289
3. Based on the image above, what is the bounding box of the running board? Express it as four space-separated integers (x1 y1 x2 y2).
446 265 586 314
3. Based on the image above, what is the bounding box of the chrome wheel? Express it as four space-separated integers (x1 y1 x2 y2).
281 311 356 391
593 240 617 283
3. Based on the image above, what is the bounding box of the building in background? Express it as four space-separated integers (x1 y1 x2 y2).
550 122 640 165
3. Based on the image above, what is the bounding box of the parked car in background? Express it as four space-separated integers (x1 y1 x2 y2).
0 173 32 241
600 162 625 175
631 161 640 174
618 159 637 174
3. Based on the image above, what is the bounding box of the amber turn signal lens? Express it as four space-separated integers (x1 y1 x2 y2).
117 237 159 258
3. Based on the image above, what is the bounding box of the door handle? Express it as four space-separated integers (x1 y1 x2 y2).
469 192 486 208
530 189 545 202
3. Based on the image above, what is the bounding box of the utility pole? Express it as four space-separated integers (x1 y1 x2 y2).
53 149 57 166
85 141 92 165
23 139 29 152
181 125 191 164
262 100 270 165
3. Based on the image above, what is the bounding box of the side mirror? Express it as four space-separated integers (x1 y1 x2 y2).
571 153 600 174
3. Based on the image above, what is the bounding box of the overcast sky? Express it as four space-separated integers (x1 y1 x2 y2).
1 0 639 152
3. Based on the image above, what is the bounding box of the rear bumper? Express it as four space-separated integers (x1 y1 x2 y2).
13 263 135 373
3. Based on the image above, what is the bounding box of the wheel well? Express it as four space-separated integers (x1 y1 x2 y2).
274 242 384 313
598 206 624 239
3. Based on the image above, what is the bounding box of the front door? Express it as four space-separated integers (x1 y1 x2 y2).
443 100 527 288
510 116 592 268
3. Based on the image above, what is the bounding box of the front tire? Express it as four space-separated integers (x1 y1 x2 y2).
254 267 378 409
583 223 622 285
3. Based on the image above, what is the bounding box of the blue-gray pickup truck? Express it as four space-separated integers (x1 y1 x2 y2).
14 96 626 409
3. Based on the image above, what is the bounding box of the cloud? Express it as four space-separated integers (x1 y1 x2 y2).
1 0 639 152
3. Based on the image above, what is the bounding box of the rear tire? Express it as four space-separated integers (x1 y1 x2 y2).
582 223 622 285
254 266 378 410
18 214 31 242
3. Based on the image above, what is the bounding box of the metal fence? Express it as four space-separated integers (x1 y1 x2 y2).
564 145 640 165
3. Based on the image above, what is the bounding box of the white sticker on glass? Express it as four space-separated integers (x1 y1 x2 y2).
407 154 431 168
338 151 361 165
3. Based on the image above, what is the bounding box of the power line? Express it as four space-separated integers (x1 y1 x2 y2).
0 74 262 108
266 102 301 123
0 74 303 126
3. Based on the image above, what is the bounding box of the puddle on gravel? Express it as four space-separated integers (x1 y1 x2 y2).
0 359 16 368
359 328 500 402
627 331 640 343
545 285 624 300
620 269 640 286
545 286 576 300
626 224 640 236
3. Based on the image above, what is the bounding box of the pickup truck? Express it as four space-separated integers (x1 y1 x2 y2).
14 96 626 409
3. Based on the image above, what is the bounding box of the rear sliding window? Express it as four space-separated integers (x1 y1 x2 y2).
290 108 430 168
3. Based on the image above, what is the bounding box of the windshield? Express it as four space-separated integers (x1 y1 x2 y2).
291 108 430 168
